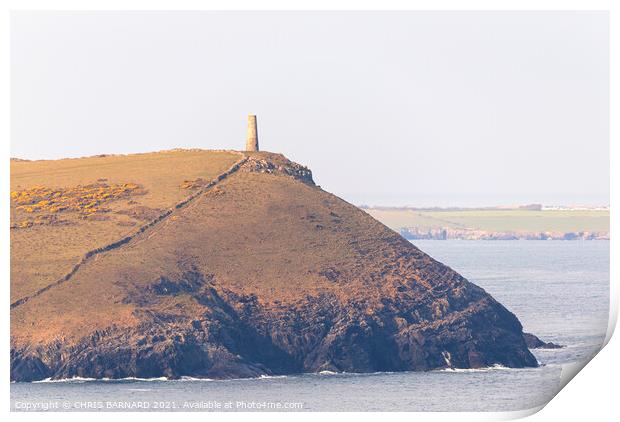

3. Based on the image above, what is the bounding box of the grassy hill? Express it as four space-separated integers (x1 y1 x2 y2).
10 150 539 381
10 149 240 303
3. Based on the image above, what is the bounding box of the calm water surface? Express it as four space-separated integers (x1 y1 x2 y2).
11 240 610 412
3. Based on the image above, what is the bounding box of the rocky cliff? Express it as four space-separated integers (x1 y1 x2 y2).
11 150 540 381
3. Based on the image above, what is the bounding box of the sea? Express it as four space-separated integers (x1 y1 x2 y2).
11 240 610 412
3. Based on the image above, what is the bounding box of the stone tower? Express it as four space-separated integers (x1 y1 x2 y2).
245 115 259 151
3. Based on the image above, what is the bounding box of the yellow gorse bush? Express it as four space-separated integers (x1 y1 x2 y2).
11 182 145 217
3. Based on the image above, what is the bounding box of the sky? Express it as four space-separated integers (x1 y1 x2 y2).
11 11 609 207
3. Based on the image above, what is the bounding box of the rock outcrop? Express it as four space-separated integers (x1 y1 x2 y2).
11 151 542 381
522 332 564 349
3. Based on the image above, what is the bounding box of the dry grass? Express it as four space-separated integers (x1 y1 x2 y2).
10 149 240 303
11 151 420 345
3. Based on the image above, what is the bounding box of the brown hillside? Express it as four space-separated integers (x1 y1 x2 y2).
10 150 241 303
10 150 538 381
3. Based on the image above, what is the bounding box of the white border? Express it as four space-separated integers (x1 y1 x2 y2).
2 1 617 420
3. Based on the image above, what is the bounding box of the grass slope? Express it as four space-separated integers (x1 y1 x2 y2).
10 150 241 303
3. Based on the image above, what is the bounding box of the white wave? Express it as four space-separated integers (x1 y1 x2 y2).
257 374 288 379
177 374 287 382
313 370 396 377
439 364 513 373
33 376 97 383
532 346 568 352
32 376 169 383
178 376 215 382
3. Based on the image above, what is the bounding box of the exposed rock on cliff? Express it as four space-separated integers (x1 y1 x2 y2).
11 150 540 381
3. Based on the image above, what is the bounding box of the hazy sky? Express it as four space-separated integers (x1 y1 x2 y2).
11 11 609 206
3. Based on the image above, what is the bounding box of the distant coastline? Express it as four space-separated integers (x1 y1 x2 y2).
359 204 610 212
400 227 609 241
363 204 610 241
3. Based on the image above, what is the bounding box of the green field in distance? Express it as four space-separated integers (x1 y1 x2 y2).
365 208 610 233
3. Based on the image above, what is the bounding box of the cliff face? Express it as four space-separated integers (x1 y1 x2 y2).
10 151 537 381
